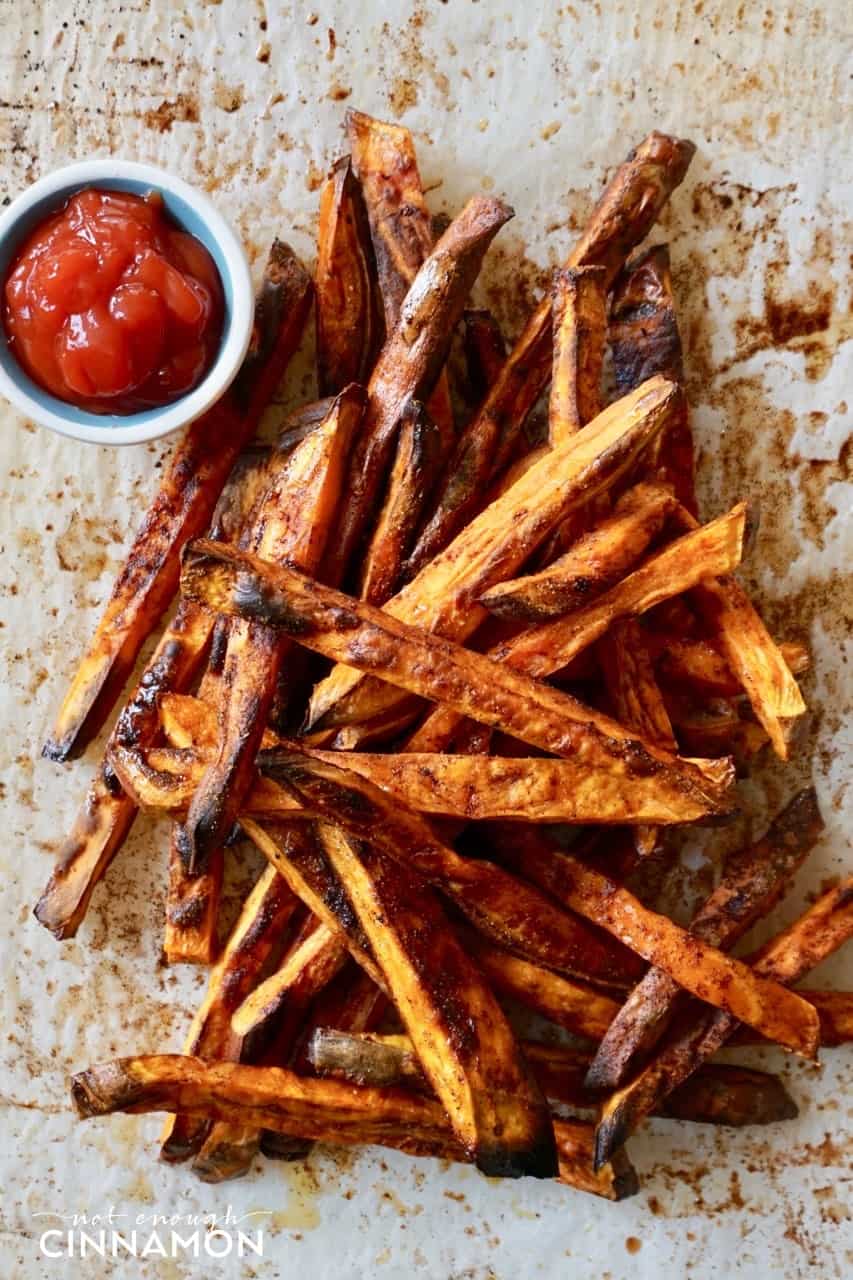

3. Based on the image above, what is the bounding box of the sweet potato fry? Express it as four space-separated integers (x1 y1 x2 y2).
358 401 442 606
745 989 853 1049
239 819 384 987
585 788 824 1090
609 244 695 512
309 1031 797 1128
315 157 378 394
71 1056 636 1200
653 636 810 700
263 748 643 987
179 385 365 873
481 481 674 623
594 878 853 1168
484 504 751 672
33 447 273 942
42 241 313 761
485 826 821 1055
160 865 298 1163
549 265 608 443
463 308 506 401
306 376 683 736
164 834 223 966
231 922 348 1040
317 825 558 1177
321 194 512 592
408 132 695 572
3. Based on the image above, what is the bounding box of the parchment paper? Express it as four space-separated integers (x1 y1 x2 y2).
0 2 850 1277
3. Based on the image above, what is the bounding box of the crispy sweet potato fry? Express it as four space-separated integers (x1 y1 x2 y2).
179 386 365 873
321 194 512 592
481 482 674 623
358 401 442 606
180 534 732 819
585 788 824 1090
33 447 274 942
315 157 378 394
263 748 643 987
549 265 608 443
653 635 810 700
231 922 348 1039
42 242 313 762
160 865 298 1163
594 878 853 1168
486 826 821 1055
309 1031 797 1128
318 825 558 1177
746 989 853 1049
408 132 695 573
306 376 683 736
71 1056 637 1200
463 308 507 401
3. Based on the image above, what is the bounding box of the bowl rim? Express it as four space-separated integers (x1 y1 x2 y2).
0 158 253 446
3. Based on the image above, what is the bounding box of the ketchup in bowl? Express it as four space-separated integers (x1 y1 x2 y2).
3 188 224 414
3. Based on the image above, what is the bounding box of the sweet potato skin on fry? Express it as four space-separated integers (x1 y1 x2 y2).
42 242 313 762
321 195 513 593
594 878 853 1168
318 827 558 1178
315 157 378 394
408 132 696 572
70 1056 636 1200
585 788 824 1091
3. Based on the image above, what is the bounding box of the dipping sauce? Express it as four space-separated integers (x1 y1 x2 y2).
3 188 224 414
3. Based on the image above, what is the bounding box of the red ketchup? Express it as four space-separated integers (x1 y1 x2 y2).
3 188 224 414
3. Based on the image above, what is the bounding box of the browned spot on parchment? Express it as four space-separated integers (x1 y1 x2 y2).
144 93 199 132
55 512 124 578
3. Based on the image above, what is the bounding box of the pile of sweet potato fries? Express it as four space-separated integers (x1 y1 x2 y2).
36 112 851 1199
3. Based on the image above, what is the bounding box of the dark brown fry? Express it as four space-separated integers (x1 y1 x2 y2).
70 1056 637 1200
408 132 695 572
549 265 608 443
160 865 298 1163
485 825 820 1055
463 308 507 401
42 242 313 761
315 157 378 394
609 244 695 512
321 194 513 592
33 446 273 942
178 386 364 873
585 788 824 1090
594 878 853 1168
318 826 558 1177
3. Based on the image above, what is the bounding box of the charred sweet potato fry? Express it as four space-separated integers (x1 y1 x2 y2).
358 401 442 606
549 265 608 443
318 826 558 1178
594 878 853 1168
180 533 732 819
304 375 683 735
42 242 313 762
585 789 824 1090
485 825 821 1055
71 1056 636 1200
160 865 298 1163
315 157 378 394
463 308 507 401
609 244 696 512
33 447 273 942
179 385 365 873
481 481 674 623
408 132 696 573
310 1031 797 1129
321 194 513 592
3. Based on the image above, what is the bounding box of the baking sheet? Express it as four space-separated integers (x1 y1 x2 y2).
0 1 851 1276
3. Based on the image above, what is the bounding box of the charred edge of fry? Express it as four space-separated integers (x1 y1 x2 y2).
164 840 223 965
661 1064 798 1126
463 308 507 401
315 157 378 394
191 1128 260 1183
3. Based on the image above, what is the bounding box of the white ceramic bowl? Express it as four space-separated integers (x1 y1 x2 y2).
0 159 253 446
